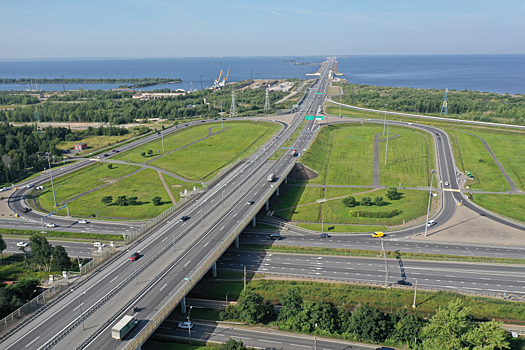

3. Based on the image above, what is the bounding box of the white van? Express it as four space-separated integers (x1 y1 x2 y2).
94 242 107 248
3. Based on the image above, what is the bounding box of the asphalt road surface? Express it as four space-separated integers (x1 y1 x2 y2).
1 59 334 350
241 229 525 259
3 237 94 258
154 321 379 350
219 250 525 298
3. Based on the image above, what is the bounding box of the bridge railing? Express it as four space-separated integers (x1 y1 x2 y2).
0 278 70 334
124 159 298 350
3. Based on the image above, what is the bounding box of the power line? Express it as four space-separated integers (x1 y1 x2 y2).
264 88 270 111
230 89 237 117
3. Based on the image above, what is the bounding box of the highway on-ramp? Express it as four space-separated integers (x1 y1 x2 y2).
0 59 334 350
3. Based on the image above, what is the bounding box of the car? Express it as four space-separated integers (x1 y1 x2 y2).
45 223 57 228
23 207 31 213
16 242 28 247
26 183 34 188
178 321 193 329
112 149 116 152
445 181 449 186
130 253 140 261
0 187 10 192
157 132 161 135
14 213 20 217
96 156 100 159
427 220 437 227
318 233 329 238
267 233 281 240
372 232 384 238
94 242 107 248
78 219 89 224
246 200 255 205
222 118 226 120
397 280 412 286
104 153 109 157
180 215 190 222
201 120 205 123
214 118 217 120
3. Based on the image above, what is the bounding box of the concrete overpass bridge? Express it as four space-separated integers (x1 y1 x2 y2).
1 60 335 350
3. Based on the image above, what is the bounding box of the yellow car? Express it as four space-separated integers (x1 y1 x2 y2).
372 232 384 238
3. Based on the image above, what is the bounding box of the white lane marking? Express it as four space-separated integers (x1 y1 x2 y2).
259 339 281 344
184 260 191 267
25 336 40 348
290 344 310 348
109 276 119 284
159 283 168 292
72 303 84 312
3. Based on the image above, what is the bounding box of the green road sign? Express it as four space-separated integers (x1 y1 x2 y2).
316 92 324 94
305 115 315 120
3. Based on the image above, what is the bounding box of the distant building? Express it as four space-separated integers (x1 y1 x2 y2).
74 143 88 152
132 92 186 100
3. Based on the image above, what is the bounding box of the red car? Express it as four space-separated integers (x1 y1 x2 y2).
130 253 140 261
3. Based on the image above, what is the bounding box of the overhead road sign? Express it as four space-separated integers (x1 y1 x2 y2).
305 115 315 120
315 116 324 120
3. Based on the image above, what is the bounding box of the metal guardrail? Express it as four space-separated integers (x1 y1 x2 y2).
239 247 525 265
80 247 117 275
0 279 70 333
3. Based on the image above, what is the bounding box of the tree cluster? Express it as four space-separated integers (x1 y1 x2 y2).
337 83 525 125
0 91 40 105
0 234 73 319
342 195 384 207
219 288 511 349
101 195 162 206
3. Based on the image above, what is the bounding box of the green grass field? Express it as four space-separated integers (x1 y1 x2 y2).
112 125 210 163
378 127 435 187
297 223 387 233
36 163 140 210
59 134 135 156
472 194 525 223
270 185 323 210
300 123 434 187
64 169 173 219
162 174 202 203
150 121 280 181
274 188 429 226
447 130 509 192
326 105 525 191
270 119 306 160
188 271 525 323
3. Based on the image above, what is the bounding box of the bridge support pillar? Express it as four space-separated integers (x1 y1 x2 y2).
212 261 217 278
285 176 288 184
266 199 269 211
181 296 186 314
235 236 239 248
276 186 280 196
252 216 256 227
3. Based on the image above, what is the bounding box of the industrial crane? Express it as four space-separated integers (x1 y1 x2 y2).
220 69 230 87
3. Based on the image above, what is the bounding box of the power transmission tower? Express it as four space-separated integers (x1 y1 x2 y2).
230 89 237 117
264 88 270 111
440 88 448 115
35 108 43 134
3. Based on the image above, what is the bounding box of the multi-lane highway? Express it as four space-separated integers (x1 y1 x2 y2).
241 229 525 259
2 237 93 258
218 250 525 297
155 321 378 350
1 59 334 350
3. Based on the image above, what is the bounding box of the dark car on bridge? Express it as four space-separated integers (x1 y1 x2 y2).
397 280 412 286
130 253 140 261
180 215 190 222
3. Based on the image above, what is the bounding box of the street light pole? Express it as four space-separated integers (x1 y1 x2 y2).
133 258 138 284
71 289 86 330
187 306 193 345
161 122 164 153
384 123 390 165
424 171 435 237
381 238 388 287
412 278 419 308
383 104 387 135
47 153 57 207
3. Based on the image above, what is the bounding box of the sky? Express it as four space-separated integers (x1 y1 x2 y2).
1 0 524 59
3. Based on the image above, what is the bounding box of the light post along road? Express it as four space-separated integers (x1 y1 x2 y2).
1 60 334 350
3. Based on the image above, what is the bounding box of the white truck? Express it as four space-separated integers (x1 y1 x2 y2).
111 315 137 341
290 150 296 157
267 173 275 182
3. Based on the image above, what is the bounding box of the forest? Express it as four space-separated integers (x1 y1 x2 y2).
0 81 288 124
336 83 525 125
0 123 129 184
